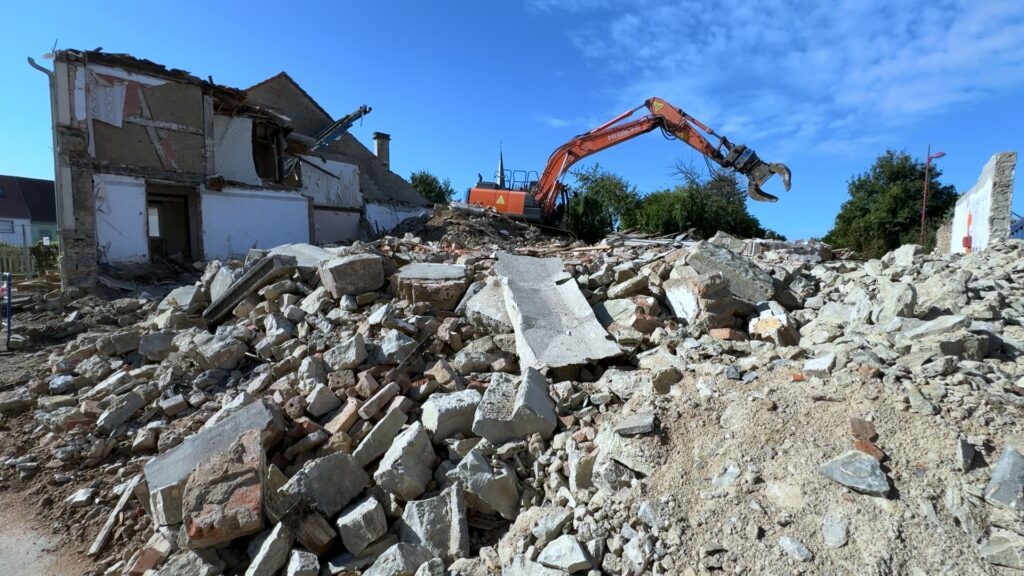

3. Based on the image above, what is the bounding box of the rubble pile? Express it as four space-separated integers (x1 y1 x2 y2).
388 204 547 249
1 227 1024 576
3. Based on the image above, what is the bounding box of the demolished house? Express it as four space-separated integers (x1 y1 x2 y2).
36 49 429 287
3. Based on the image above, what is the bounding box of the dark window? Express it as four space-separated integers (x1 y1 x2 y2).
0 220 14 233
252 123 283 181
0 187 5 198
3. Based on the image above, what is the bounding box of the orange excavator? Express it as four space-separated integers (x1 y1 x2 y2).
466 97 791 222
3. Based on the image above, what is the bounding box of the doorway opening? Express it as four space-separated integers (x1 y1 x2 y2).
146 184 201 261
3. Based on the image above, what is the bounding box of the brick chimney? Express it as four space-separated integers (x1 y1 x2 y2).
372 132 391 170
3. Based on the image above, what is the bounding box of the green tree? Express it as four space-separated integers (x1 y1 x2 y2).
562 164 641 242
563 192 614 244
410 170 456 204
627 166 784 240
824 150 957 257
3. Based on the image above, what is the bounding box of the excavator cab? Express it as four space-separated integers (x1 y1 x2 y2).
467 165 546 221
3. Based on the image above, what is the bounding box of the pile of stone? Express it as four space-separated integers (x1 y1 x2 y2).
1 228 1023 576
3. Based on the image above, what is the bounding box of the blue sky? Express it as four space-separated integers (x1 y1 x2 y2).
1 0 1022 240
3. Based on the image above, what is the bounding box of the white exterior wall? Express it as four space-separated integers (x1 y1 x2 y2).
298 156 361 209
366 202 430 235
950 178 992 254
94 174 148 263
0 218 32 247
201 187 310 259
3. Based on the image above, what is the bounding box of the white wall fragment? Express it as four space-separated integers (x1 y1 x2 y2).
94 174 148 264
213 116 262 186
201 188 310 259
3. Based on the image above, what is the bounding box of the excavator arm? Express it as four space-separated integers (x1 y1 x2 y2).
532 97 791 218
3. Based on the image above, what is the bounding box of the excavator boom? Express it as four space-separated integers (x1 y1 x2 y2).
466 97 791 220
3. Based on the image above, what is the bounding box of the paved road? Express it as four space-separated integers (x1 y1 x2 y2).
0 492 83 576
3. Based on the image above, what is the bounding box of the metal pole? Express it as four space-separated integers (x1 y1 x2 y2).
4 273 11 349
919 145 931 246
21 224 30 279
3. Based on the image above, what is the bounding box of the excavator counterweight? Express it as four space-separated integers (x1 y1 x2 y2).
466 97 791 221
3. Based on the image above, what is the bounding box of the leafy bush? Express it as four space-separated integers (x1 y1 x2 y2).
410 170 456 204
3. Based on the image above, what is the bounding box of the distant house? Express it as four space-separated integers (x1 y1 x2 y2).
36 48 429 287
16 177 57 244
0 175 53 246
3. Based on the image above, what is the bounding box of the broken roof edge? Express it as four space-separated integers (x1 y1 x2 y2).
56 49 248 102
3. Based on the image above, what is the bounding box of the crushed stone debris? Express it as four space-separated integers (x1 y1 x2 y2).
2 216 1024 575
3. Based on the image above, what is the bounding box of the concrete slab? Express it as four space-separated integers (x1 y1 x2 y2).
144 400 278 492
268 243 334 271
493 253 620 369
203 255 297 325
392 263 468 311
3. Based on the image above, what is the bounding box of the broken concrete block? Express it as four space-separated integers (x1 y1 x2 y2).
154 549 223 576
819 450 891 497
399 485 470 563
375 422 436 501
380 329 417 363
414 559 445 576
198 336 248 371
421 389 482 442
324 334 368 371
97 391 145 434
363 543 434 576
449 449 519 519
538 534 592 573
306 384 342 418
65 487 96 508
748 302 799 346
336 496 388 555
803 353 836 379
353 407 408 467
139 331 176 362
664 269 740 331
319 254 384 299
0 388 35 415
125 531 173 574
286 549 320 576
493 252 620 369
244 523 293 576
204 254 297 325
472 368 557 444
392 263 469 311
872 280 917 324
614 412 656 436
278 452 370 517
985 440 1024 510
607 273 647 299
902 314 971 341
272 502 337 556
183 429 265 549
145 401 279 504
159 285 203 312
463 279 513 333
324 535 399 575
684 241 775 304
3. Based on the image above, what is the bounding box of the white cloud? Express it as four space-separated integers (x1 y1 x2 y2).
540 0 1024 156
537 114 572 128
